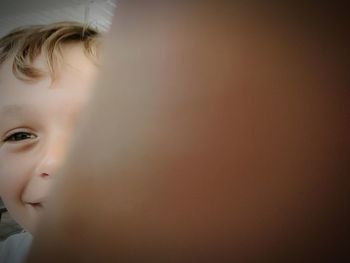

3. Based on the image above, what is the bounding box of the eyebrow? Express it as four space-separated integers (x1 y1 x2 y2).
0 104 28 117
0 104 42 125
0 105 33 133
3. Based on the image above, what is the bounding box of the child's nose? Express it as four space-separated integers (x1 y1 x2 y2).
38 158 59 177
41 173 49 177
22 141 68 204
22 138 69 200
36 137 69 177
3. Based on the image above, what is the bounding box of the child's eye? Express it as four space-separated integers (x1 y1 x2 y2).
4 132 37 142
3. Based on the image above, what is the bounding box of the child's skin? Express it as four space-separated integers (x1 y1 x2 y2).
0 43 97 233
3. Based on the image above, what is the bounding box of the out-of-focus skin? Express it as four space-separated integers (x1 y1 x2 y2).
0 44 97 233
29 1 349 262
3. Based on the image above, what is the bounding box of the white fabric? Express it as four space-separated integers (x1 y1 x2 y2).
0 231 32 263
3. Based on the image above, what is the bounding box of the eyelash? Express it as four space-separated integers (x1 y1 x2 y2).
3 131 37 142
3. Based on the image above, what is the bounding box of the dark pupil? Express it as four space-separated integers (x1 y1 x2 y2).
12 133 31 141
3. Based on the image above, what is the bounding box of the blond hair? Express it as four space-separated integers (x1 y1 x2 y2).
0 21 101 81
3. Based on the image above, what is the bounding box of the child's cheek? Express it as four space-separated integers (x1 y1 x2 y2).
0 152 34 199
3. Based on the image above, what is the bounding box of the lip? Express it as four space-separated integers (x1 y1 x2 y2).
26 201 45 210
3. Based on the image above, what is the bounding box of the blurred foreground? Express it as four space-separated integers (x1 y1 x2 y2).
29 1 349 262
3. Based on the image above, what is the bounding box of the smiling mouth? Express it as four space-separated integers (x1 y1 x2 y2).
28 202 44 209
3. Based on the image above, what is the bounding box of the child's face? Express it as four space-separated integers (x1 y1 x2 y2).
0 44 97 233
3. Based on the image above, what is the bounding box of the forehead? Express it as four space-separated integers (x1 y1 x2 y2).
0 45 97 125
1 42 94 80
0 43 96 117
